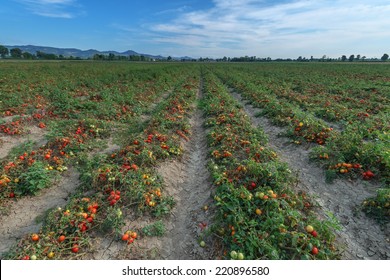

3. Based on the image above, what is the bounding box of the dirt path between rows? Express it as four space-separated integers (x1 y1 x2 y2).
0 168 80 258
157 82 216 260
228 88 390 260
0 126 47 160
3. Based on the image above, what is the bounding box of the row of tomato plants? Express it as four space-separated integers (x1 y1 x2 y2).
211 64 389 220
0 63 186 136
201 69 340 260
213 65 388 182
0 63 186 204
236 64 389 133
1 63 199 259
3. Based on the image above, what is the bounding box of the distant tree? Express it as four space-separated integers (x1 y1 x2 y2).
362 56 366 61
10 48 22 58
356 54 361 61
167 56 172 61
36 51 57 60
0 45 9 58
46 53 57 60
22 52 34 59
93 54 104 60
341 55 347 62
348 54 355 62
381 53 389 61
36 51 44 59
129 55 141 61
108 53 115 60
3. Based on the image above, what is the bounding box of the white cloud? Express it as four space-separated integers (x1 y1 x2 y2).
16 0 80 18
148 0 390 58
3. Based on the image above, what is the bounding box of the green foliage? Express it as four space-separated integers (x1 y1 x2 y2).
362 188 390 222
17 162 52 195
99 207 125 235
141 220 165 237
202 70 340 260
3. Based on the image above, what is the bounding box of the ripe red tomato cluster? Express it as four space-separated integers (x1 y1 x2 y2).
144 134 154 143
121 230 138 245
121 163 138 172
362 170 374 180
108 190 121 206
87 202 99 214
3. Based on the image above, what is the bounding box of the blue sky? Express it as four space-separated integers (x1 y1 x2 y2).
1 0 390 58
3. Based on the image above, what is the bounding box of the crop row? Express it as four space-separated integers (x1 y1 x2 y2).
1 63 187 204
1 63 200 259
201 70 340 260
211 64 389 220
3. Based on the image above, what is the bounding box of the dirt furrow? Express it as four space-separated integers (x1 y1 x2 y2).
0 168 80 258
157 82 216 260
228 88 390 260
0 126 48 160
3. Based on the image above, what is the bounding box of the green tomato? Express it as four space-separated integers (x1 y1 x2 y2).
230 250 238 259
237 253 244 260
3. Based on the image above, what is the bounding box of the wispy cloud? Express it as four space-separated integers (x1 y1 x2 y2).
148 0 390 58
154 6 190 16
15 0 81 18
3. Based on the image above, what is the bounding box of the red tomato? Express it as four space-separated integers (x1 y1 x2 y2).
127 238 134 245
110 199 117 206
311 247 319 255
31 234 40 242
122 234 130 241
58 235 66 243
72 244 79 253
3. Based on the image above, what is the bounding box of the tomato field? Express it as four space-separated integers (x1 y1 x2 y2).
0 61 389 260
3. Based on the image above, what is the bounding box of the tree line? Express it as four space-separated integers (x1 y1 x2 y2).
0 45 172 61
0 46 82 60
0 45 388 62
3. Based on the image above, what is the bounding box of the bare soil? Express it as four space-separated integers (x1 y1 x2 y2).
229 88 390 260
156 100 216 259
0 126 47 160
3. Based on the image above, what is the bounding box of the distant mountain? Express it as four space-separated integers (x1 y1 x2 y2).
4 45 182 60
